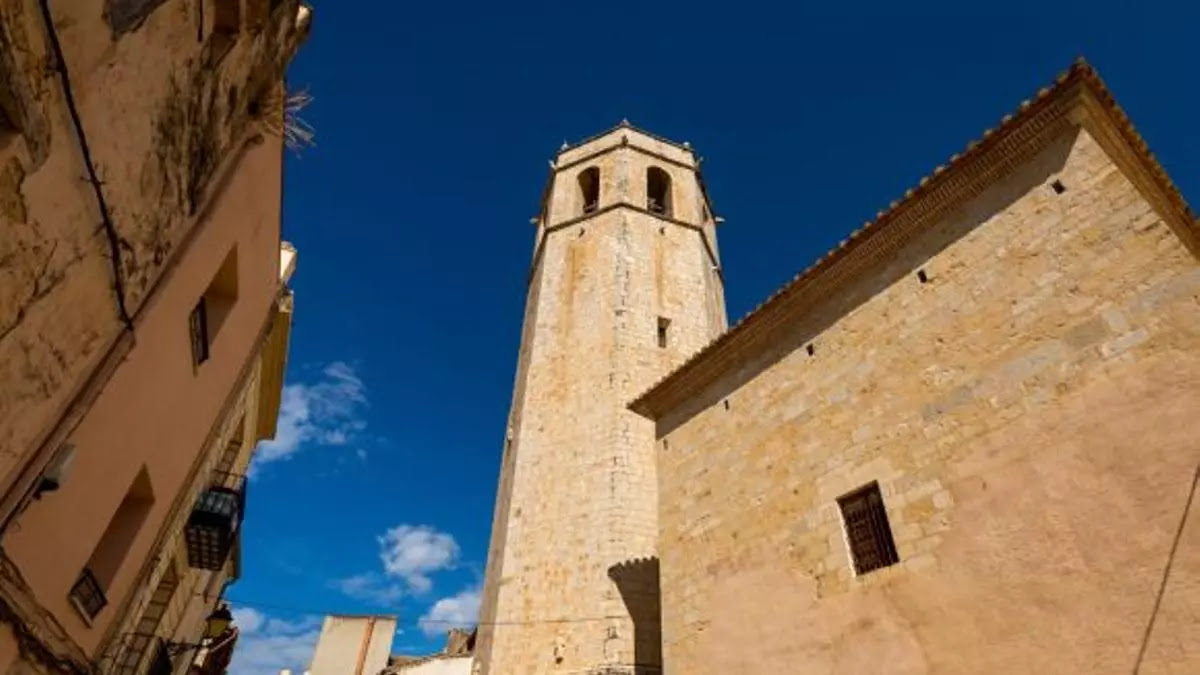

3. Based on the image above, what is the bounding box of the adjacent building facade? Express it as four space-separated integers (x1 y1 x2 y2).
630 62 1199 673
0 2 311 674
475 60 1199 673
308 615 397 675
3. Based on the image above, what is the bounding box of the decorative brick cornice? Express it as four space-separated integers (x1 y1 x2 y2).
629 58 1198 421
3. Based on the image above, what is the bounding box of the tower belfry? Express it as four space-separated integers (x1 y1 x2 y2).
473 123 728 674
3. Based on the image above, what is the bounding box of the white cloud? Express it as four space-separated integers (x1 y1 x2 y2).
253 361 369 473
231 607 265 634
229 609 322 675
333 525 461 605
378 525 460 594
418 587 481 638
331 572 405 606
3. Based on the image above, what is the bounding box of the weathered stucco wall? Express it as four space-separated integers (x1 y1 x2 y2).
474 132 726 674
653 127 1200 673
0 0 302 509
4 131 285 654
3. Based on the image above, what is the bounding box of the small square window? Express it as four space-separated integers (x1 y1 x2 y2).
837 481 900 575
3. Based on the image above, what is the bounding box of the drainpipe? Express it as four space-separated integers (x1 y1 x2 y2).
0 0 138 541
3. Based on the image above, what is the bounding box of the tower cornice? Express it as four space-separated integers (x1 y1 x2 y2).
533 130 722 239
526 202 725 289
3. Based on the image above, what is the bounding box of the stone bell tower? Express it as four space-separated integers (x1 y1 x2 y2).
473 123 728 675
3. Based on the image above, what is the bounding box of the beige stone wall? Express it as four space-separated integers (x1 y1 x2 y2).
474 133 726 674
653 127 1200 674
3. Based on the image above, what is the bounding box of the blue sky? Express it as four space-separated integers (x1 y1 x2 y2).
228 2 1199 672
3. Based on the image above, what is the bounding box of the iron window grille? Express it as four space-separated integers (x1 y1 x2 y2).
184 473 246 571
69 567 107 619
837 482 900 575
189 298 210 365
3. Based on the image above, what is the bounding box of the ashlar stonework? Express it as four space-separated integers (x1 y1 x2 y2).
630 61 1200 674
477 60 1198 674
473 124 726 675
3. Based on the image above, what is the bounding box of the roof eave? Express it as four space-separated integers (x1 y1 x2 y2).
629 59 1197 422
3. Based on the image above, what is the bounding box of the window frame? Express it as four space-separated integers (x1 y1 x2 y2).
837 481 900 576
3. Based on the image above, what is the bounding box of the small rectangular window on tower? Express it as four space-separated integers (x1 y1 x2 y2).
837 481 899 576
657 317 671 348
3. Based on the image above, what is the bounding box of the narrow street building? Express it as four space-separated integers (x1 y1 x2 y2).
0 2 312 673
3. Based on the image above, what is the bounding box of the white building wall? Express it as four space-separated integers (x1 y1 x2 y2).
308 615 397 675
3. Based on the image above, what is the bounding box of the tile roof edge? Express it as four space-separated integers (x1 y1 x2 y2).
628 58 1196 421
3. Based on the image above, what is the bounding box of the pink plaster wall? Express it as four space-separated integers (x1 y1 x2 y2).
4 134 283 655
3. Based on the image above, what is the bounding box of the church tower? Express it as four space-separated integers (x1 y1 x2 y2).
473 123 728 674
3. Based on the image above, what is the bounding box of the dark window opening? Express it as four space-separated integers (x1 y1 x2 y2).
69 568 106 620
207 1 241 67
146 640 174 675
657 317 671 348
806 343 815 356
190 247 238 367
837 482 900 575
1051 179 1066 194
189 299 210 365
917 269 928 284
578 166 600 214
647 167 672 217
723 399 730 411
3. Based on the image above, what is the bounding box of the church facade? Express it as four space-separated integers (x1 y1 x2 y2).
476 60 1200 674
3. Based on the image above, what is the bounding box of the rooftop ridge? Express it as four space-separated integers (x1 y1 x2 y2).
629 58 1198 419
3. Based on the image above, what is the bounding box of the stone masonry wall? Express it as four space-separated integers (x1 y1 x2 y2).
655 127 1200 673
476 134 726 675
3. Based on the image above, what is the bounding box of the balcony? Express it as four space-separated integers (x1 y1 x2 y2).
184 474 246 571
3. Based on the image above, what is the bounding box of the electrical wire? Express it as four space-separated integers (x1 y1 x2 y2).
222 595 629 628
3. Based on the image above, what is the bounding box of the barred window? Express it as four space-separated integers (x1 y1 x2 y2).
837 482 899 575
